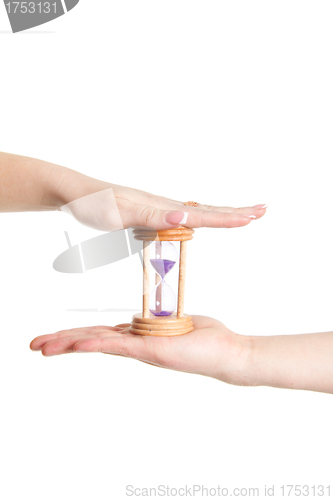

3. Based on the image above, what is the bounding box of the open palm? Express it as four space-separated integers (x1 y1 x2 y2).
30 316 251 384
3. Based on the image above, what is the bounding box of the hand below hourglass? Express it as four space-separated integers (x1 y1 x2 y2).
30 317 333 394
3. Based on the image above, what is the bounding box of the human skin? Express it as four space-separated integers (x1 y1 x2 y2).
30 317 333 394
4 153 331 394
0 151 267 229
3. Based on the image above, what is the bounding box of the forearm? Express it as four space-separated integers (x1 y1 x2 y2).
0 152 109 212
245 331 333 393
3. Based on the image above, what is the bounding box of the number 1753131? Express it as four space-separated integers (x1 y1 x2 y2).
5 2 57 14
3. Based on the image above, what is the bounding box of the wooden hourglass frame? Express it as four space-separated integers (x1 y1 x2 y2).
129 227 194 336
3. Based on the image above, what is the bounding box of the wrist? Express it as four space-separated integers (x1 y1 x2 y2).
242 335 285 389
241 335 265 387
211 332 271 388
234 334 259 387
212 331 257 387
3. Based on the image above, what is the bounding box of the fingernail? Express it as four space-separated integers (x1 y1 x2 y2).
75 351 87 353
165 211 188 225
252 204 268 209
247 215 257 219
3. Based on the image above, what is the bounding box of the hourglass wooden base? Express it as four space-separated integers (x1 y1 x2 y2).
130 313 194 337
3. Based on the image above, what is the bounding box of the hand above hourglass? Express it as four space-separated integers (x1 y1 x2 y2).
30 317 333 394
0 152 267 229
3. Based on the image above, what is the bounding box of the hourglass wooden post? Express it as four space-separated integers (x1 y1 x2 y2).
177 241 187 318
142 241 150 318
129 227 194 336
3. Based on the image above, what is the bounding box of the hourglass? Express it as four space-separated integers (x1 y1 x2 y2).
129 227 194 336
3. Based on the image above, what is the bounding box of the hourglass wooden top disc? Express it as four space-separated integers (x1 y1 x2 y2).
133 227 194 242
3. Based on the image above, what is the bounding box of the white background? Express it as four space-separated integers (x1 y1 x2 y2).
1 1 333 499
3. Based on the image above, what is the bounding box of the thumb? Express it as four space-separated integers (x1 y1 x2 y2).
132 205 189 230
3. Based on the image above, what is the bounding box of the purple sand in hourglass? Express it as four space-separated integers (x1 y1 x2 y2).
150 309 173 316
150 259 176 278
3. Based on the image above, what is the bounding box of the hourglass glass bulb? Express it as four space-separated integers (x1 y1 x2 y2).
150 241 178 316
149 281 177 316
